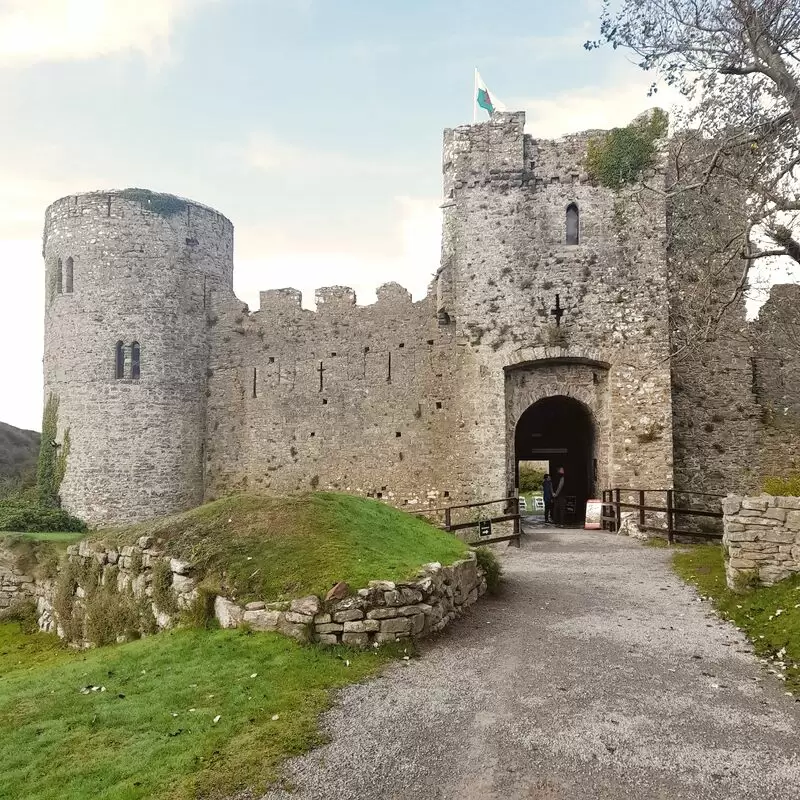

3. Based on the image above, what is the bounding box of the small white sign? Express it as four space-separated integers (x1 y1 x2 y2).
585 499 602 530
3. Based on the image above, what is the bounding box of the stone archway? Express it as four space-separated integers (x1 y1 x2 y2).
514 396 595 522
505 357 611 521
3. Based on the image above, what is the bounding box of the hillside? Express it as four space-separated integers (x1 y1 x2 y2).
98 492 469 603
0 421 40 489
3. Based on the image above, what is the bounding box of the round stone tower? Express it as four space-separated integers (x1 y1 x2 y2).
43 189 234 525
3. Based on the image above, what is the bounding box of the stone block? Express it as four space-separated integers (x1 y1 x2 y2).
170 558 193 575
314 613 332 624
107 550 119 565
314 633 339 646
380 617 412 634
243 608 282 631
342 632 370 648
284 611 314 624
325 581 350 602
397 605 424 617
279 620 310 643
170 574 194 594
137 536 153 550
764 507 788 522
290 595 321 616
759 567 791 584
722 496 742 515
743 517 779 527
330 596 364 612
366 607 399 620
246 601 266 611
410 613 425 635
368 580 396 591
333 609 364 623
343 620 380 633
776 497 800 510
737 509 765 517
786 511 800 531
761 530 795 544
315 622 344 634
214 596 243 629
724 528 759 542
741 497 770 512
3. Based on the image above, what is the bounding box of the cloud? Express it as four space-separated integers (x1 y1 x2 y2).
0 0 217 65
512 77 685 139
230 131 411 179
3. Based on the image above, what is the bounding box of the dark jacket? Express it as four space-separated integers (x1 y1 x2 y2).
542 478 553 503
553 474 565 499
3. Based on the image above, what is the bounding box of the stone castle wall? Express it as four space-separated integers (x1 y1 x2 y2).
43 191 233 525
40 114 799 525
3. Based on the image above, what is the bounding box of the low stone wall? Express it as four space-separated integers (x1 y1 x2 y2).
0 547 35 613
723 495 800 588
0 536 486 649
214 554 485 647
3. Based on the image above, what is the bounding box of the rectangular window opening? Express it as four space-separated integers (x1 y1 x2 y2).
435 401 443 410
268 356 275 363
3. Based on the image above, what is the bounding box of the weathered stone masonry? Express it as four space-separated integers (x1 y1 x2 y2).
41 112 799 525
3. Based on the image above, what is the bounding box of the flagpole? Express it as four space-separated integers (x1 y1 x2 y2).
473 67 478 124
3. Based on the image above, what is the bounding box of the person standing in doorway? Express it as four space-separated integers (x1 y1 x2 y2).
542 473 554 524
552 466 566 526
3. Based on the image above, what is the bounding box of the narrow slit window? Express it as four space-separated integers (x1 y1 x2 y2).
115 341 125 379
56 258 63 294
566 203 579 245
65 257 74 293
131 342 141 380
252 367 257 398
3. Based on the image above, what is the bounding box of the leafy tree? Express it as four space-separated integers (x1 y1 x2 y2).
587 0 800 280
519 464 545 493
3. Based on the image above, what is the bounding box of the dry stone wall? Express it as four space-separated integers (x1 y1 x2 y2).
214 553 485 647
0 537 485 649
723 495 800 588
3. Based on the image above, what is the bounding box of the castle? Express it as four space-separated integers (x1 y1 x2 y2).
42 111 800 526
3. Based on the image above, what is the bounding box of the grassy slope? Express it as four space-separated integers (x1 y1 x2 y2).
96 492 469 603
0 622 402 800
673 544 800 693
0 421 39 483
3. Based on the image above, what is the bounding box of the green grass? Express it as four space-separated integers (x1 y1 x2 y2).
0 621 403 799
673 544 800 693
3 531 85 544
95 493 468 603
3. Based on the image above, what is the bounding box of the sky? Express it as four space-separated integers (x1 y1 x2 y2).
0 0 796 432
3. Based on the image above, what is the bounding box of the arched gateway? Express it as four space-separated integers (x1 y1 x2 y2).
505 357 611 524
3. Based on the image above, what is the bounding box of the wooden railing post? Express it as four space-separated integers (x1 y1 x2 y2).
614 488 621 532
639 489 646 528
444 507 452 531
666 489 675 544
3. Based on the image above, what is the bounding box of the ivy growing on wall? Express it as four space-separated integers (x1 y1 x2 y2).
118 188 187 218
586 109 669 190
37 394 70 508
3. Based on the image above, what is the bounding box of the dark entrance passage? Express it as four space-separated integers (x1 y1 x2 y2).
515 396 595 524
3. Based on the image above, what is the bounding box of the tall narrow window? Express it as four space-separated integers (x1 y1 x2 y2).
115 341 125 379
566 203 579 245
131 342 141 380
56 258 63 294
65 257 74 293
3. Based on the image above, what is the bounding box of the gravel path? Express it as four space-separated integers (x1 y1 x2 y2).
262 527 800 799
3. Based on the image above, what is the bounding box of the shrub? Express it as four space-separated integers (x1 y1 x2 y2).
474 547 503 595
763 474 800 497
0 503 87 532
586 108 669 190
0 599 39 632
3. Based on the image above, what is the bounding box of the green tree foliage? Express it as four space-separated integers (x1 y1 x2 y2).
586 109 669 190
519 464 545 493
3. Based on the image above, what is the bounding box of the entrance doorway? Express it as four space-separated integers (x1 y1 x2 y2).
514 395 595 524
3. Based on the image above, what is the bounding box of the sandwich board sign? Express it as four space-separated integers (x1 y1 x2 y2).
585 499 602 530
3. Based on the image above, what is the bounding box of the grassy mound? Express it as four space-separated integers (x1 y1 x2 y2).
673 545 800 694
0 621 402 799
98 492 469 603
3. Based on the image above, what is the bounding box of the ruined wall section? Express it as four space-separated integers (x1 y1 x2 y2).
754 284 800 481
666 149 761 495
440 113 675 499
44 191 233 524
204 282 466 508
